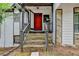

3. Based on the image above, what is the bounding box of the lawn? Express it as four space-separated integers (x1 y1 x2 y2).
0 47 13 55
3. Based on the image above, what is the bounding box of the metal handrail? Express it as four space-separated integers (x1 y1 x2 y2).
44 22 48 51
20 9 34 52
22 23 30 33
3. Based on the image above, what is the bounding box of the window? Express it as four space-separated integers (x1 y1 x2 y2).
74 7 79 33
43 15 49 22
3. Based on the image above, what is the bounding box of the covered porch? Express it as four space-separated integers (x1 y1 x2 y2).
0 3 53 55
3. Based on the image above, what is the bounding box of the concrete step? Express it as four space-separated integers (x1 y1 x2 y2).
31 52 39 56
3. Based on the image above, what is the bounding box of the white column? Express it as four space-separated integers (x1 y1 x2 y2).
53 4 56 44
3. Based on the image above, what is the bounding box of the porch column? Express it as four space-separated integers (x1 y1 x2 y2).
53 4 56 45
55 9 62 46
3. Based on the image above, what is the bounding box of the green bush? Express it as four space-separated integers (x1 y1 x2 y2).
0 3 13 23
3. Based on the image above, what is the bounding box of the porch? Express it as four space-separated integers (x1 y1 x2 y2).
0 3 54 55
1 3 79 56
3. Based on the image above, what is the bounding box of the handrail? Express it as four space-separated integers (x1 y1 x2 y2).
22 23 30 33
44 22 48 51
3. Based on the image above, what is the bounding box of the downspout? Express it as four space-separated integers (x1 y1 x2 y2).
51 3 54 44
51 3 53 33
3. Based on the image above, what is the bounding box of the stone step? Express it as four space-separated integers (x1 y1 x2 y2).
26 40 45 42
24 42 45 45
24 44 45 47
25 38 51 40
25 39 51 42
23 43 53 48
24 40 52 45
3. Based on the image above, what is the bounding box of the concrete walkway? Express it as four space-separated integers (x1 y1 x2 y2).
31 52 39 56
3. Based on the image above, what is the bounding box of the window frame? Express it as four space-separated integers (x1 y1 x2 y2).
73 7 79 33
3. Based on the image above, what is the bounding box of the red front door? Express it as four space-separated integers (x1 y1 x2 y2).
34 13 42 30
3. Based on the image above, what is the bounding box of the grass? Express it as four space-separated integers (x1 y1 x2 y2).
8 46 79 56
0 47 13 55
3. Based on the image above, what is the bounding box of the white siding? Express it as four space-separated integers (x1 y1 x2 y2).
61 4 74 46
14 22 20 35
5 13 13 47
0 13 13 47
24 12 29 24
55 3 79 46
14 13 20 35
0 20 5 47
62 8 73 45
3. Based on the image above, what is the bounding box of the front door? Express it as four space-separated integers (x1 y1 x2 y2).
34 13 42 30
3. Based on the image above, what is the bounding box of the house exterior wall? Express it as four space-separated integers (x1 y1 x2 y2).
2 4 79 47
14 13 20 35
25 6 52 31
0 13 13 47
62 6 73 46
14 22 20 35
55 3 79 46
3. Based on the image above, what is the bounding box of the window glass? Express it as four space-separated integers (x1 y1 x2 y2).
74 14 79 24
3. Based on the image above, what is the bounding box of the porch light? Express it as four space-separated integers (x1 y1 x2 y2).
14 8 20 13
37 6 39 9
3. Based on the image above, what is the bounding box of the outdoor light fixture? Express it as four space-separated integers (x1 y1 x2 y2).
13 3 22 13
37 6 39 9
14 8 20 13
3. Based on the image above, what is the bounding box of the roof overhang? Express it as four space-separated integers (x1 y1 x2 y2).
22 3 53 6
